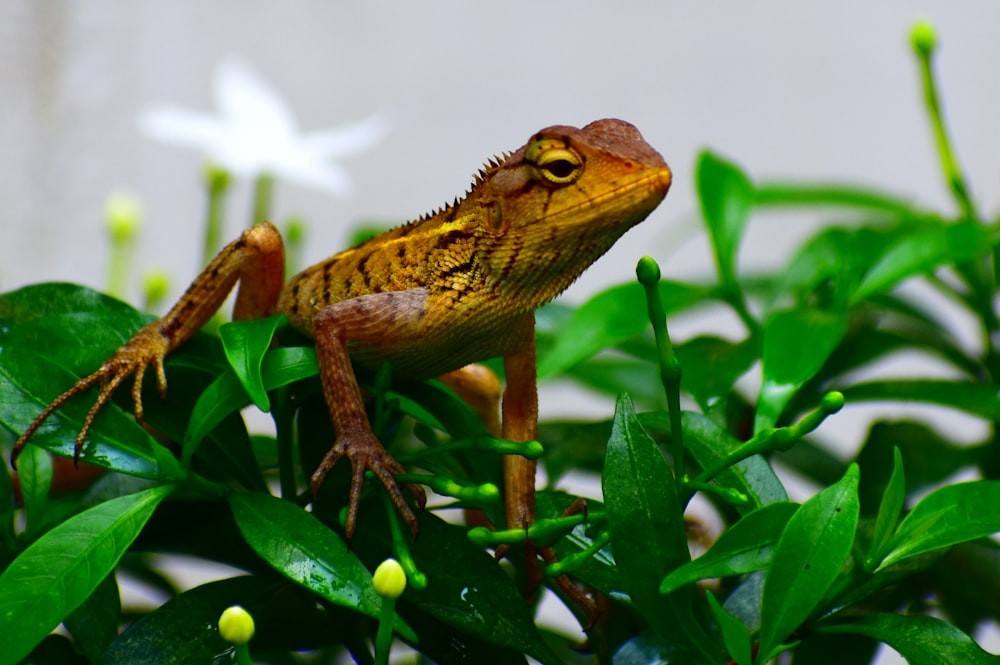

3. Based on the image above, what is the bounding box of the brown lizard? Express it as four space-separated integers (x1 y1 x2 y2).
11 118 671 542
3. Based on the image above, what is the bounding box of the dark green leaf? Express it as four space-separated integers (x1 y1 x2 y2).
757 307 846 431
757 464 859 661
0 283 139 321
603 394 717 660
697 151 754 288
879 480 1000 570
218 315 286 411
63 572 121 663
0 347 182 480
676 335 758 411
351 508 562 664
100 575 347 663
405 516 559 664
0 484 172 665
680 411 789 511
227 491 415 641
184 346 318 457
537 280 714 378
819 613 1000 664
659 502 798 594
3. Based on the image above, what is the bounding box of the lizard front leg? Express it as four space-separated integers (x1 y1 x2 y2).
309 290 429 539
11 222 284 467
501 318 538 534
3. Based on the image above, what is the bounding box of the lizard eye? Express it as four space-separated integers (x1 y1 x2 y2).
535 147 583 184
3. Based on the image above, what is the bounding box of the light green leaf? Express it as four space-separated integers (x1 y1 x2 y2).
697 151 755 288
218 315 285 411
819 613 1000 664
756 308 846 432
878 480 1000 570
660 502 798 594
537 280 713 378
853 220 994 303
0 484 173 665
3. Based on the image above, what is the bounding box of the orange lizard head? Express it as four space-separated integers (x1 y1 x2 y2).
462 118 672 305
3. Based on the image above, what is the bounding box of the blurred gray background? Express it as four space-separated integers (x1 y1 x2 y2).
4 2 998 298
2 3 999 659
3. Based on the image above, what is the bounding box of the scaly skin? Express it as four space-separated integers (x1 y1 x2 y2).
11 118 671 542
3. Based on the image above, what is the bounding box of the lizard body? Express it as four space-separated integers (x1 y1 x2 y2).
12 118 671 540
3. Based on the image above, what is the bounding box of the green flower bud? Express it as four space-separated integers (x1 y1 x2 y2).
142 268 171 307
373 558 407 599
635 255 661 285
104 190 143 243
218 605 255 645
910 18 936 57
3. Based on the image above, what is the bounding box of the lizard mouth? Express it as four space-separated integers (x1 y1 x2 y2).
542 165 672 227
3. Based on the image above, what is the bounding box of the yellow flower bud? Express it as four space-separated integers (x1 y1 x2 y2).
373 558 407 599
218 605 255 645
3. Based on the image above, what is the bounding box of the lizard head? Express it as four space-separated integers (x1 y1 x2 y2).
462 118 672 302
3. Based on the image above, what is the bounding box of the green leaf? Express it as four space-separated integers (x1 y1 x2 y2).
757 464 859 661
754 182 920 216
853 220 994 303
0 484 172 665
100 575 344 663
776 226 892 311
819 613 1000 664
184 346 319 458
537 280 713 378
706 592 753 665
603 394 717 660
670 410 790 511
372 512 562 665
0 282 140 322
865 446 906 570
218 315 285 411
0 347 181 480
856 421 980 512
878 480 1000 570
660 502 798 594
227 491 415 642
697 151 754 288
841 379 1000 420
756 308 846 432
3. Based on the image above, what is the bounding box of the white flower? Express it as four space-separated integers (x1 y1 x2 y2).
139 58 387 196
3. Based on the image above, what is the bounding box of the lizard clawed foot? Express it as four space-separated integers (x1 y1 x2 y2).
11 322 170 468
310 432 426 540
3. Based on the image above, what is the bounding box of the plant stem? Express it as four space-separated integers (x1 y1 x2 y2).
203 165 230 267
913 23 978 221
252 172 275 226
636 257 686 479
